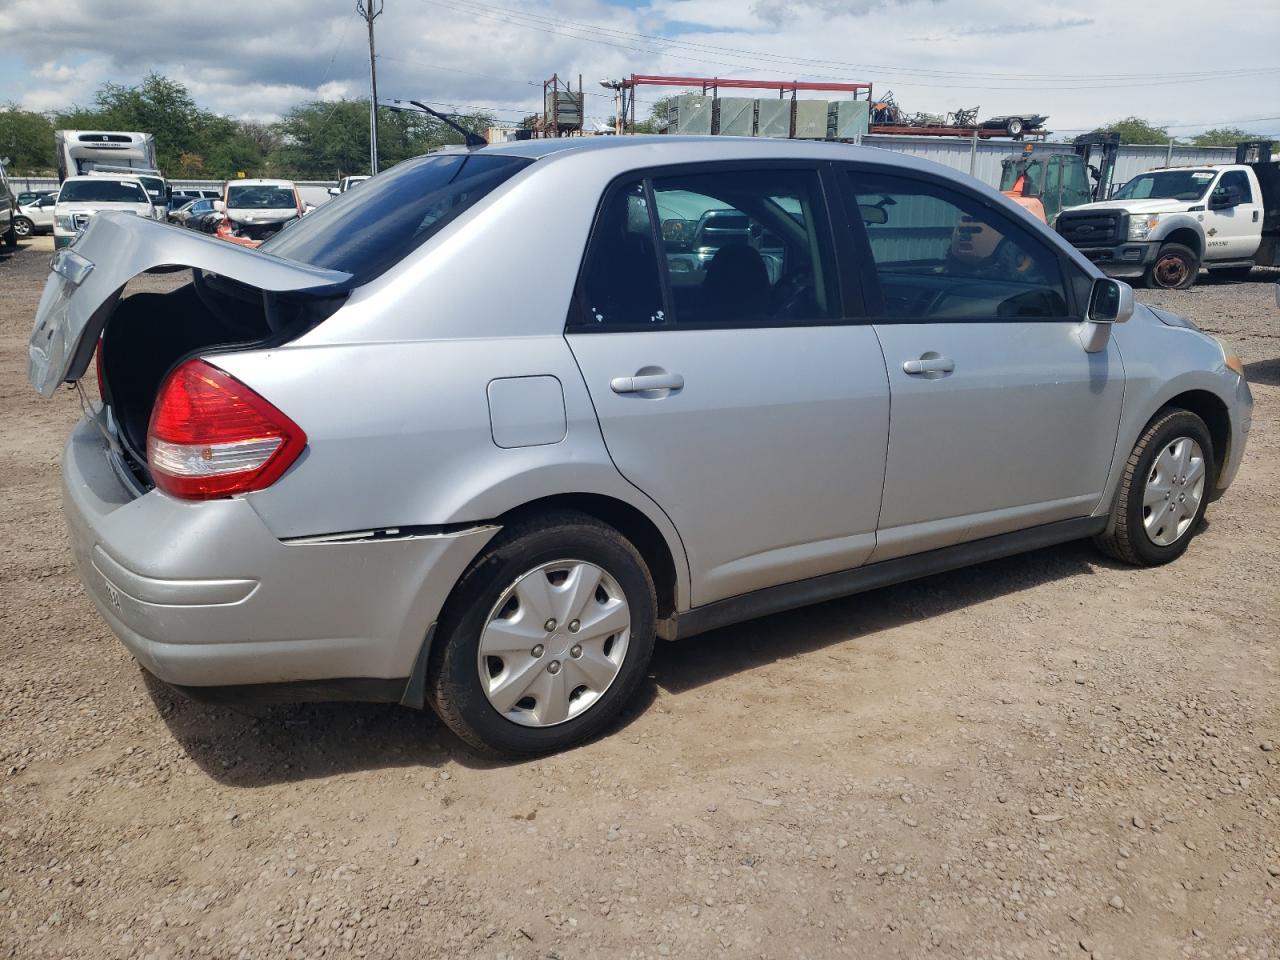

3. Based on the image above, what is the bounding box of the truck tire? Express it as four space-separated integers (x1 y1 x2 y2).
1005 118 1024 137
2 220 16 249
1144 243 1199 290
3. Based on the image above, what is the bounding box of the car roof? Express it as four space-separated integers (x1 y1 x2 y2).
228 179 296 188
483 134 990 188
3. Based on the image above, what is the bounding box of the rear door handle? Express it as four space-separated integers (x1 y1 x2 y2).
610 373 685 394
902 357 955 375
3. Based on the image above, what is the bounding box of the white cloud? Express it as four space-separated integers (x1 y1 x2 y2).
0 0 1276 136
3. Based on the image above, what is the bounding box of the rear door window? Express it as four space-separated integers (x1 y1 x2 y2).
573 167 839 330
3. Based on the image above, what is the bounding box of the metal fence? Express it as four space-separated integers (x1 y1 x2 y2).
857 135 1236 190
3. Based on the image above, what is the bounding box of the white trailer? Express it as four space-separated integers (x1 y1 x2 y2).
55 131 167 219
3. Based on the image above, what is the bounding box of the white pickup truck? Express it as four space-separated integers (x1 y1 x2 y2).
1055 144 1279 289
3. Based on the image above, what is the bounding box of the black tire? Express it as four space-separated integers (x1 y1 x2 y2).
1143 242 1199 290
2 220 16 248
1210 265 1254 282
12 216 33 239
428 510 657 757
1093 408 1215 566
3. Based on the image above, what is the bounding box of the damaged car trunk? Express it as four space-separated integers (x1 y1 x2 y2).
28 212 351 489
100 273 347 487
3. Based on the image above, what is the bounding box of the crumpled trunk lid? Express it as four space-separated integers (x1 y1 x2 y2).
28 211 350 398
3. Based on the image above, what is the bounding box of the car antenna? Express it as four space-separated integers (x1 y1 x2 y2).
384 99 487 148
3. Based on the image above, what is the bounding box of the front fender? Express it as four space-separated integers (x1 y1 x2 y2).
1149 214 1206 252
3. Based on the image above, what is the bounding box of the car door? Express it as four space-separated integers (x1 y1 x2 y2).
567 165 890 607
1206 170 1264 260
842 166 1125 562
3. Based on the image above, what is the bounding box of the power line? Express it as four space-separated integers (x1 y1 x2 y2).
420 0 1280 90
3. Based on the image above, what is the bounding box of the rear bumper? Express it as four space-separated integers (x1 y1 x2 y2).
62 416 497 693
1070 241 1158 279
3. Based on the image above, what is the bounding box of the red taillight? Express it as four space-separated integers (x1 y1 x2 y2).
146 359 306 500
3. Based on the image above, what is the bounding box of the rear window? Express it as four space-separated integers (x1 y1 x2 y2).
228 185 297 209
259 153 531 283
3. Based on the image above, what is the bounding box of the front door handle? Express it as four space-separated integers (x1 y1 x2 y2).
902 356 955 375
610 372 685 394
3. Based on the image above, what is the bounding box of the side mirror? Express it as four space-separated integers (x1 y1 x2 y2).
1088 278 1133 324
327 187 340 197
212 200 225 213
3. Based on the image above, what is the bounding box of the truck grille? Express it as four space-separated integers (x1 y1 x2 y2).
1056 210 1125 248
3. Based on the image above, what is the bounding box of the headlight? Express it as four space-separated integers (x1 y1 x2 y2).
54 214 75 231
1214 337 1246 378
1127 213 1161 241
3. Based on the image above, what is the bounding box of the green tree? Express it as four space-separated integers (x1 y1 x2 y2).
270 99 493 177
1189 127 1275 148
0 105 56 174
1088 116 1171 145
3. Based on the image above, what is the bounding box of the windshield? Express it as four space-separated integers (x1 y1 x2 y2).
228 185 298 209
1112 170 1216 202
58 179 149 203
260 153 531 284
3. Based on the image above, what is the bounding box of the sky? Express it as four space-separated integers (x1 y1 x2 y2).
0 0 1277 138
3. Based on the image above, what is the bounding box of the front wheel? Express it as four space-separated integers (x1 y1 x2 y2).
12 216 33 238
1094 408 1215 566
1005 117 1024 137
428 511 657 757
1144 242 1199 290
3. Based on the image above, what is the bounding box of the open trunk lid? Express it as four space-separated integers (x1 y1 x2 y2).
28 211 350 398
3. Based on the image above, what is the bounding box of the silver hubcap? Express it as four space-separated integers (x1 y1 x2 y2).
477 559 630 728
1143 436 1205 547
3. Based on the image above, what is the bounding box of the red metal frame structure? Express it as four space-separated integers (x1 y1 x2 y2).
622 74 872 129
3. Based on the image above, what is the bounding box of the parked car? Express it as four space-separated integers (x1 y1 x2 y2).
169 197 216 226
328 175 370 197
0 162 17 248
172 189 222 200
14 194 56 236
51 175 154 249
28 137 1252 757
214 178 307 247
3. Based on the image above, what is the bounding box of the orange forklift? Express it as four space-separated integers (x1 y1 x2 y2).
1000 132 1120 225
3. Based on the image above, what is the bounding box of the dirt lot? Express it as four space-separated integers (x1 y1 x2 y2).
1 237 1277 960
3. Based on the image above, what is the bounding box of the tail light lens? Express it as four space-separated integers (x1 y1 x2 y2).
147 359 306 500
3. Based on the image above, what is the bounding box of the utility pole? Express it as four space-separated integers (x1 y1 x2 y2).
356 0 383 174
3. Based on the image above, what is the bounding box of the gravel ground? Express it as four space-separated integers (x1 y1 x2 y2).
1 238 1278 960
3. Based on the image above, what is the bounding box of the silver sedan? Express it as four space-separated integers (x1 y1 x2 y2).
28 136 1252 756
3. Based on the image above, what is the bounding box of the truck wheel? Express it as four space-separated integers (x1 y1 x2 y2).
2 221 16 248
1093 408 1214 567
1005 118 1024 137
12 216 33 239
1144 243 1198 290
428 510 657 757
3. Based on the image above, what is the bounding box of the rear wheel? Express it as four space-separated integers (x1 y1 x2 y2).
1094 408 1215 566
2 220 16 248
12 216 33 239
1005 118 1024 137
1144 243 1199 290
428 511 657 757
